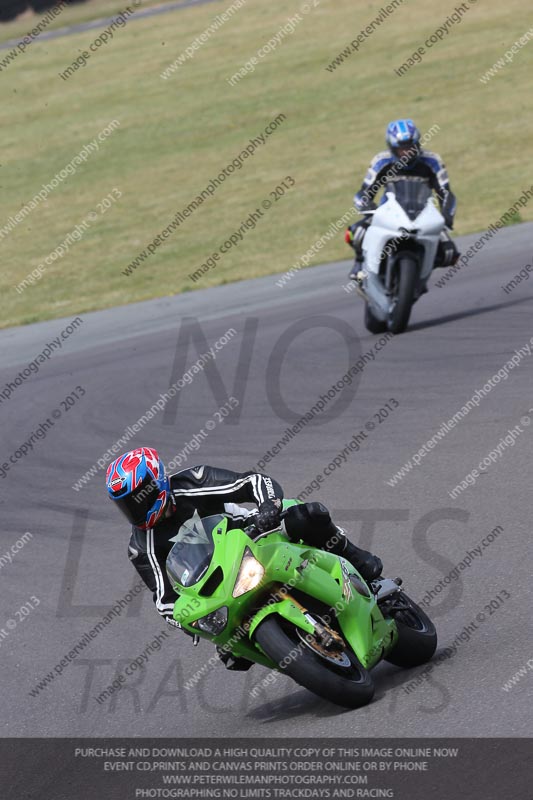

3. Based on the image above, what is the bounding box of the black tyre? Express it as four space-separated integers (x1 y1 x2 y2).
0 1 27 22
30 0 55 11
364 302 387 334
387 256 418 334
254 615 374 708
384 593 437 668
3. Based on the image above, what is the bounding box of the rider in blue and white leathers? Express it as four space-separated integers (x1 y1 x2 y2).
347 119 459 279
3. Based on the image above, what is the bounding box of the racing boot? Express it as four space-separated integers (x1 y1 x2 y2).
349 258 365 283
434 232 460 268
284 503 383 582
346 226 364 282
346 223 367 282
328 528 383 582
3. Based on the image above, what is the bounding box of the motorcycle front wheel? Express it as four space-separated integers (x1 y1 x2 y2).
387 256 418 334
254 616 374 708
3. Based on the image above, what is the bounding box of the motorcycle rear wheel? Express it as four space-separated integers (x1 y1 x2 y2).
254 616 374 708
0 1 27 21
384 593 437 668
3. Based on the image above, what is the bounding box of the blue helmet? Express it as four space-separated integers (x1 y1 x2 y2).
106 447 171 529
385 119 421 167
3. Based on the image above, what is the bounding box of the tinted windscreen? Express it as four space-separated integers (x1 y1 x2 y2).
384 179 433 221
166 513 224 588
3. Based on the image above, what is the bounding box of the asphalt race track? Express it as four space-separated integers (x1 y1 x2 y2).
1 222 532 738
0 0 220 51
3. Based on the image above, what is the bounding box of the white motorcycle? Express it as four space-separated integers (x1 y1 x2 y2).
356 178 447 334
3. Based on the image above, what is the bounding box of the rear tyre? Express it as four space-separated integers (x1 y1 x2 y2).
30 0 56 10
254 616 374 708
384 593 437 668
364 303 387 334
387 256 418 334
0 1 27 21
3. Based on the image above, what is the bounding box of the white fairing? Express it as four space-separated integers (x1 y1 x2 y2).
363 191 445 280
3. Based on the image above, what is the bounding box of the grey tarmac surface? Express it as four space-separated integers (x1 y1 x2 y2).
0 0 219 50
1 223 532 737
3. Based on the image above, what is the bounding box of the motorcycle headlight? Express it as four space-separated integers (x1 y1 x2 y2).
233 547 265 598
196 606 228 635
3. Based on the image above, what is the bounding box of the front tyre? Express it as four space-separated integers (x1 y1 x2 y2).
387 256 418 334
254 616 374 708
364 302 387 334
384 593 437 668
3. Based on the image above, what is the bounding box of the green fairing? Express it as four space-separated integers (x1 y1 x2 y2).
167 504 398 674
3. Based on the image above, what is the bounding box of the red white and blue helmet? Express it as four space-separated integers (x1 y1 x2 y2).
106 447 171 529
386 119 421 166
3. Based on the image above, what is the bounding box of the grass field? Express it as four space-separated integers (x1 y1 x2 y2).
0 0 532 328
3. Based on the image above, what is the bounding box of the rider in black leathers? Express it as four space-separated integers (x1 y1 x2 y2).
106 448 383 669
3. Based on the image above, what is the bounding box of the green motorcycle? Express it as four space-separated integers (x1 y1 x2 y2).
166 505 437 709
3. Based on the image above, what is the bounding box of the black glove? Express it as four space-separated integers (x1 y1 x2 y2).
444 215 454 230
256 499 282 532
216 646 253 671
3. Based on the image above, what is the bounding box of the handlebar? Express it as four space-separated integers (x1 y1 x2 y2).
244 508 289 540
